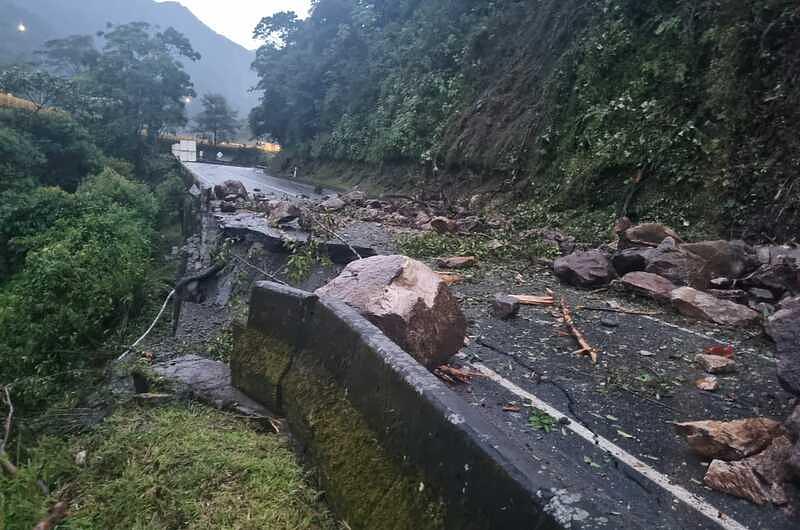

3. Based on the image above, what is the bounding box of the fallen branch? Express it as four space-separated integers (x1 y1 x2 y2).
306 213 362 260
0 385 17 477
33 501 68 530
511 294 555 306
231 254 289 286
560 297 598 363
435 272 464 286
434 365 483 384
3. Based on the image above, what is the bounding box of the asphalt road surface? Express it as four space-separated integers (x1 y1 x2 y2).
183 162 331 199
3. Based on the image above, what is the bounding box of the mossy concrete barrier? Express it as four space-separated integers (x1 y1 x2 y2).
232 281 564 530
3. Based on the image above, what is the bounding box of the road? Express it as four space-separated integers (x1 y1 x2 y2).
183 162 332 199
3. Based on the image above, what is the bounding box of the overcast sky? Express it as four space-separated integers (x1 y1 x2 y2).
157 0 311 50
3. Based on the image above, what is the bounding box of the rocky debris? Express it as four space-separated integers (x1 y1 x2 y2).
670 287 760 326
553 250 615 288
430 216 458 234
786 405 800 480
704 435 793 506
315 255 467 368
644 238 710 288
707 289 748 304
695 354 737 374
619 271 676 302
675 418 785 460
493 294 520 320
619 223 683 249
741 258 800 297
268 201 302 224
749 287 776 302
680 240 760 280
695 375 719 391
321 196 346 211
766 297 800 396
213 179 248 200
611 247 652 275
455 216 482 233
341 190 366 204
220 201 236 213
435 256 477 269
756 244 800 266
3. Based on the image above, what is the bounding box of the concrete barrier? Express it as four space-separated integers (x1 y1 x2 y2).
232 281 572 529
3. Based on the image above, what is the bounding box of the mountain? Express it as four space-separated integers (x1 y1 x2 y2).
0 0 259 117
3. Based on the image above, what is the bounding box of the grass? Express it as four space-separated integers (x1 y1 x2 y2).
1 404 336 530
528 408 557 433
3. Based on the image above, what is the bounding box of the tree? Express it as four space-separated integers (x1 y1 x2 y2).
35 35 100 77
195 93 239 145
0 66 78 112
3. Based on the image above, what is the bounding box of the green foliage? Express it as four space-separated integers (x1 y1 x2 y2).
285 240 331 284
77 168 159 221
194 93 239 145
0 66 81 111
0 405 335 530
397 232 492 260
528 409 557 433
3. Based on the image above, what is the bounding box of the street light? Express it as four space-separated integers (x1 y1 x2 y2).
183 96 192 104
17 22 27 32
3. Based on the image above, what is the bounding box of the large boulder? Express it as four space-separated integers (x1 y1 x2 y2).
645 238 710 288
315 255 467 368
321 197 346 211
680 240 759 279
675 418 785 461
430 217 458 234
553 250 615 288
765 297 800 396
619 271 676 302
267 201 302 224
611 247 653 276
670 287 760 326
619 223 683 249
213 180 248 200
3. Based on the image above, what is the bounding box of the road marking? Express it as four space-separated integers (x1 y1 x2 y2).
471 362 750 530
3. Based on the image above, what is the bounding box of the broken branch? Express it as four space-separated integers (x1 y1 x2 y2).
434 365 483 385
306 212 362 260
511 294 555 306
560 297 598 363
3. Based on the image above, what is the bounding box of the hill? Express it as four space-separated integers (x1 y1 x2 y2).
0 0 258 117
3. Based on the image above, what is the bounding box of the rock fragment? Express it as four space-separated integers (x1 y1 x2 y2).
619 223 683 249
675 417 785 460
645 238 709 288
553 250 615 288
619 271 676 302
695 354 737 374
435 256 477 269
213 179 248 200
315 255 467 368
680 240 759 279
695 376 719 391
493 294 520 320
765 297 800 396
430 217 458 234
670 287 760 326
321 196 346 211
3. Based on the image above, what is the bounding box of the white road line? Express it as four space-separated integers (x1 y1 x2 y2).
471 363 750 530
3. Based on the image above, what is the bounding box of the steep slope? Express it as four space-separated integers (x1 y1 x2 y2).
0 0 258 116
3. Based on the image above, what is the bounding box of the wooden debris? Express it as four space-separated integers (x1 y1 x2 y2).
559 297 599 363
434 365 483 384
502 404 522 413
510 294 555 306
435 272 464 286
435 256 477 269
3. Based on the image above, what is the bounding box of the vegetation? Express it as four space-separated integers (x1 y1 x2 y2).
194 93 239 145
252 0 800 240
0 404 335 529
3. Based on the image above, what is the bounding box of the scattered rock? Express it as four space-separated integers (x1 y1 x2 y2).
695 376 719 391
675 417 785 460
619 223 683 249
704 435 793 506
268 201 302 224
611 247 652 275
435 272 464 286
680 240 759 279
707 289 748 304
493 294 520 320
765 297 800 396
553 250 616 288
741 259 800 297
645 239 709 288
671 287 760 326
213 179 248 200
219 201 237 213
755 244 800 266
315 255 467 368
600 316 619 328
321 196 346 211
435 256 477 269
619 271 676 302
430 217 458 234
342 190 366 204
695 353 737 374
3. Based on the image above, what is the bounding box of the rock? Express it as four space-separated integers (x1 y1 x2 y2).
619 223 683 249
455 216 482 233
213 179 248 200
741 259 800 297
321 196 346 211
219 201 236 213
785 405 800 442
619 272 676 302
315 255 467 368
613 216 633 236
611 247 652 275
468 194 485 211
765 297 800 396
695 354 737 374
430 217 458 234
435 256 477 269
268 201 302 224
695 376 719 391
645 239 710 288
671 287 760 326
704 435 793 506
342 190 366 204
675 417 785 460
748 287 775 302
706 289 748 304
493 294 520 320
553 250 615 288
224 194 239 202
680 240 759 279
521 228 577 256
755 244 800 266
600 316 619 328
788 440 800 481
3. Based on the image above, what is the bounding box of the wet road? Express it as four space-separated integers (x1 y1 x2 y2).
183 162 332 199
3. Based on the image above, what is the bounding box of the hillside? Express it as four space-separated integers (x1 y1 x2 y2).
0 0 258 116
252 0 800 242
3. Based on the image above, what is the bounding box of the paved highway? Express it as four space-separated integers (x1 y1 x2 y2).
183 162 332 199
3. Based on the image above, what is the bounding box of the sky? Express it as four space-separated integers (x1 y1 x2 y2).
157 0 311 50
